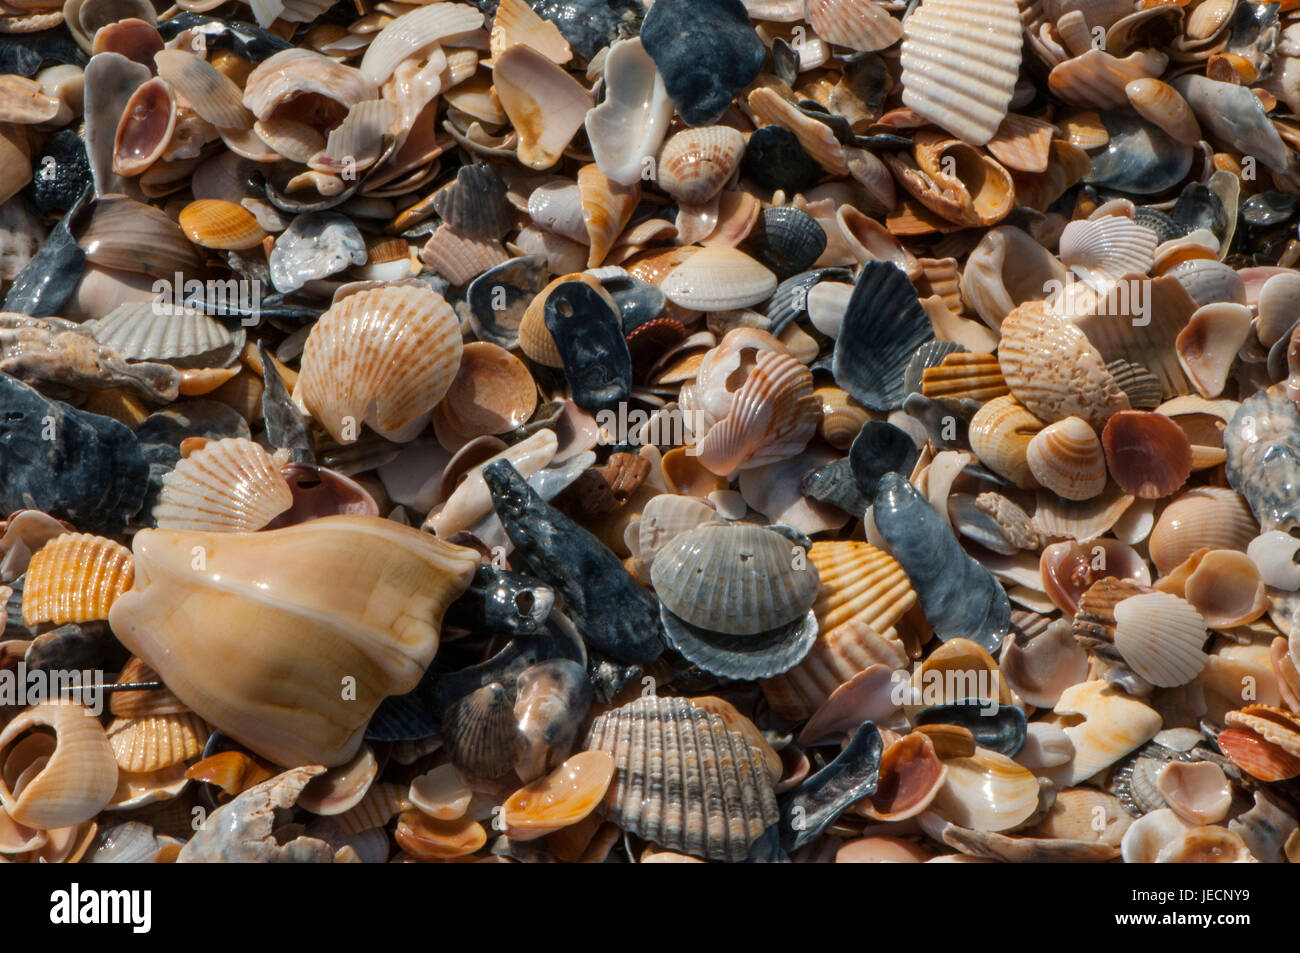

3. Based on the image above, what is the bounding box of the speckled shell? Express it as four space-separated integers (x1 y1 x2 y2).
153 438 294 533
107 712 209 773
296 284 463 443
21 532 133 626
584 695 779 862
657 126 746 206
651 522 820 635
1026 416 1107 501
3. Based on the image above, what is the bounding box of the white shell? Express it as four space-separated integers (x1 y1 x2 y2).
660 247 777 311
1248 531 1300 591
153 438 293 533
1058 216 1158 292
585 38 673 188
86 302 240 366
1112 591 1208 687
359 3 485 84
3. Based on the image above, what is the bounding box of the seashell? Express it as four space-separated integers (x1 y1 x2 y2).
152 438 293 533
960 226 1068 332
432 429 559 537
1054 680 1162 784
833 261 935 412
419 225 510 287
657 126 745 207
112 76 174 177
1175 302 1252 400
916 701 1027 757
1157 826 1256 864
21 532 133 626
1124 78 1200 145
660 246 776 312
806 0 902 51
502 750 613 841
577 164 639 269
154 49 253 131
1120 807 1193 863
986 113 1055 174
466 256 548 351
1172 74 1287 174
106 712 207 774
178 199 267 251
0 702 118 829
1175 549 1268 629
1057 215 1157 294
316 99 398 176
1028 787 1130 846
441 682 524 781
997 300 1130 430
899 0 1023 146
243 48 377 128
931 747 1040 833
269 211 367 294
967 394 1044 489
1249 531 1300 592
409 764 471 821
584 695 779 862
637 493 718 571
798 663 900 746
1149 487 1259 576
544 279 632 412
586 37 673 188
887 132 1015 228
358 2 484 84
513 659 591 783
79 194 204 278
432 342 536 445
86 302 239 368
1041 539 1150 616
999 621 1089 708
493 44 593 171
855 732 947 822
178 767 333 862
296 284 462 444
432 165 511 242
1025 416 1107 501
1048 48 1167 110
1100 410 1192 500
1216 726 1300 782
1156 760 1231 826
1256 272 1300 348
920 352 1009 403
1224 388 1300 535
108 516 480 767
1112 591 1207 687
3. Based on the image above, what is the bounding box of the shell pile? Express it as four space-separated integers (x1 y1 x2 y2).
1 0 1300 866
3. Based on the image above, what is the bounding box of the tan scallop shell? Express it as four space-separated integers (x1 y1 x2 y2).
807 0 902 51
21 533 133 626
296 284 463 443
1101 410 1192 500
418 226 510 287
656 126 746 206
997 300 1130 429
0 702 119 829
1112 591 1208 687
921 352 1010 401
1148 487 1259 576
968 394 1045 489
178 199 268 251
153 437 294 532
107 712 209 774
1025 416 1107 501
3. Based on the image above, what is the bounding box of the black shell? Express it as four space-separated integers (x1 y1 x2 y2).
745 206 827 281
741 126 824 193
544 280 632 412
659 606 818 680
529 0 643 62
849 421 919 496
915 701 1028 757
833 261 935 412
431 164 511 240
780 721 882 852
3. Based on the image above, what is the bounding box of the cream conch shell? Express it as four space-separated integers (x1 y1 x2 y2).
108 516 480 768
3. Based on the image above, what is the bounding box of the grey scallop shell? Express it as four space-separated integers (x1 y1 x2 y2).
832 261 935 412
903 339 966 396
440 682 524 780
86 302 244 368
431 164 511 240
659 605 819 680
745 206 827 281
650 522 820 635
584 695 779 862
766 267 852 338
1106 358 1162 410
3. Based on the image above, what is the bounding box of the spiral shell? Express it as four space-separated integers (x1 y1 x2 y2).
0 703 119 829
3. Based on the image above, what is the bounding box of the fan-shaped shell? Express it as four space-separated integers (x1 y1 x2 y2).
21 532 133 626
1112 591 1207 687
1101 410 1192 500
296 284 463 444
441 682 524 780
657 126 746 207
1058 216 1158 292
637 494 719 573
660 246 777 312
968 394 1044 489
899 0 1024 146
178 199 268 251
1026 416 1107 501
107 712 208 774
1149 487 1259 576
153 437 294 533
807 0 903 51
920 352 1009 402
358 2 484 84
0 702 118 830
154 49 253 130
86 302 239 367
583 695 779 862
651 522 819 635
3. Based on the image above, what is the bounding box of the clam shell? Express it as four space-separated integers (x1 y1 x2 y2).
0 702 118 829
441 682 524 781
583 695 780 863
432 341 536 444
153 437 294 533
586 37 673 188
1112 591 1207 687
494 44 593 171
178 199 268 251
409 764 471 821
1180 549 1268 629
296 284 463 444
899 0 1024 146
931 747 1040 832
107 712 208 774
968 394 1044 489
651 522 820 635
502 750 613 841
1025 415 1106 501
1148 487 1259 576
657 126 745 207
1054 680 1162 784
999 621 1089 708
1101 410 1192 500
112 76 174 177
21 532 133 626
1156 760 1230 826
660 246 776 312
807 0 902 52
856 732 947 822
108 517 479 767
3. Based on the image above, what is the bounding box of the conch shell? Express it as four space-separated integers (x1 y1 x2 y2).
108 516 479 767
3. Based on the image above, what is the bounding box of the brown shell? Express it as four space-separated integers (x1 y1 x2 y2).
21 533 134 626
921 352 1010 401
178 199 268 251
1101 410 1192 500
1025 415 1108 501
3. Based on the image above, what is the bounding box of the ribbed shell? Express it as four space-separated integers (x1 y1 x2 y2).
899 0 1024 146
997 301 1130 429
1225 706 1300 758
661 246 777 311
154 49 253 129
584 696 779 862
418 225 510 286
336 781 411 834
968 394 1044 489
1113 592 1208 687
242 48 378 122
178 199 268 251
107 712 209 773
651 523 819 634
986 113 1055 173
1059 216 1158 291
441 683 524 780
22 533 134 626
153 438 293 533
358 2 485 83
0 702 119 829
920 352 1009 401
87 302 239 367
296 284 463 443
657 126 746 206
807 0 903 51
1148 487 1258 575
1048 48 1166 110
1026 415 1107 501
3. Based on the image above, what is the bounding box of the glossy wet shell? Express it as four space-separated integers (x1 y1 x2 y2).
21 532 133 626
584 695 779 862
153 438 294 533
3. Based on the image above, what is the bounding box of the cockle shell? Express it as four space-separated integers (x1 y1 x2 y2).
1112 591 1208 687
0 702 118 829
660 246 777 311
1053 680 1162 784
502 750 613 841
296 284 462 444
1058 216 1157 293
1101 410 1192 499
152 437 293 533
807 0 902 52
657 126 746 207
21 532 133 626
107 711 208 773
584 695 779 863
86 302 239 367
968 394 1044 489
107 516 480 767
1148 487 1259 576
179 198 270 251
1026 416 1107 501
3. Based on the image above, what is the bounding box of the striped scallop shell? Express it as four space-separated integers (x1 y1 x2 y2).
336 782 411 835
1113 591 1208 687
968 394 1045 489
87 302 240 367
1058 216 1158 292
1148 487 1259 576
418 225 510 287
899 0 1024 146
695 348 820 477
997 300 1131 430
660 246 777 312
920 352 1010 401
178 199 268 251
1026 415 1107 501
651 523 820 635
21 533 133 626
152 438 293 532
296 284 463 443
107 712 209 773
806 0 903 51
583 695 779 862
657 126 746 206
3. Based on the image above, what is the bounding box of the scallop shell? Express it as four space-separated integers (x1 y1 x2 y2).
1216 727 1300 782
1225 706 1300 759
806 0 903 51
494 44 593 171
583 695 779 863
586 37 673 188
1025 415 1107 501
107 516 480 767
920 352 1010 402
86 302 239 368
21 532 133 626
1148 487 1259 576
997 300 1131 430
178 199 268 251
502 750 613 841
657 126 746 207
152 438 294 533
441 682 524 781
931 747 1040 832
1054 680 1162 784
1058 216 1158 293
660 246 777 312
1112 591 1207 687
651 522 820 635
418 225 510 287
107 712 208 774
899 0 1024 146
295 284 463 444
968 394 1044 489
0 702 118 830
